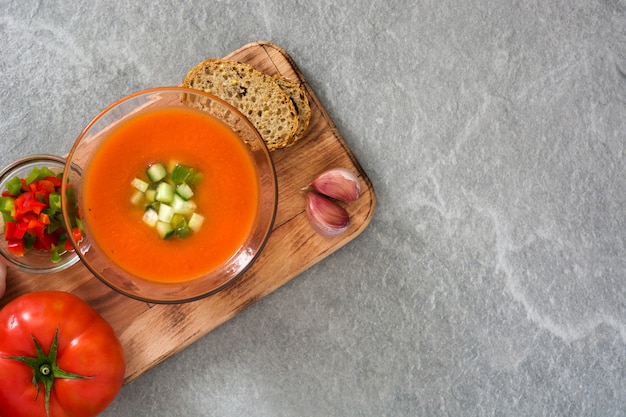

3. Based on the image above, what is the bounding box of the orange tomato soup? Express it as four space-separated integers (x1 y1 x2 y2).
83 107 259 283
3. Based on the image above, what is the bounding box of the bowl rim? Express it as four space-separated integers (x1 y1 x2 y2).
62 86 278 303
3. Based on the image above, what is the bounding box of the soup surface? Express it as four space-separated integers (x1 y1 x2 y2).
83 107 259 283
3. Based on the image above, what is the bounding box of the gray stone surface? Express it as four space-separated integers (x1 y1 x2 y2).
2 1 625 415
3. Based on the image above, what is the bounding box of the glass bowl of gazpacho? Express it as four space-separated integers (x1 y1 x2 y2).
62 87 277 303
0 154 83 273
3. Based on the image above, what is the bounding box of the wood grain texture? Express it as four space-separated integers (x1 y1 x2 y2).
0 41 376 383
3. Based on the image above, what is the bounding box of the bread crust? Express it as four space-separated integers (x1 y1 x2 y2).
182 59 298 151
273 75 311 146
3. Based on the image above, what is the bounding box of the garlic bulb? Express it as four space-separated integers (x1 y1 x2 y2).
309 168 360 203
305 191 350 237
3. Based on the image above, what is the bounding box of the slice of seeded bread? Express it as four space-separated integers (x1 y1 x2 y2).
182 58 298 151
273 75 311 146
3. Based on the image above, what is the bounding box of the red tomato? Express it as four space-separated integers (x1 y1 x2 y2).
0 291 126 417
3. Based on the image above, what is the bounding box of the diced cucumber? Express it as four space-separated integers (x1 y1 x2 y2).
131 177 149 192
175 183 194 200
132 160 206 238
171 213 185 227
130 190 144 206
146 202 160 212
155 182 175 203
145 189 156 203
156 221 174 239
158 203 175 223
142 208 159 227
172 194 196 215
146 163 167 182
188 213 205 233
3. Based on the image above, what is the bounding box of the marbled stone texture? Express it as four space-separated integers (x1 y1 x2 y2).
1 0 624 415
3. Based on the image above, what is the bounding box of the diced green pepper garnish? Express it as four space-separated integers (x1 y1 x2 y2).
49 193 62 212
39 167 56 178
186 172 204 185
65 186 77 206
6 176 22 196
1 211 12 222
25 167 41 184
50 246 62 263
170 164 193 183
75 218 84 234
64 187 81 228
175 218 191 238
23 233 36 250
46 218 62 234
0 196 15 213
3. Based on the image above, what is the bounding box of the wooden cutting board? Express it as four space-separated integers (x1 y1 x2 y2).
0 41 376 383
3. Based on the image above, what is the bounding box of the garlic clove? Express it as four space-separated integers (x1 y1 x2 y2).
309 168 361 203
305 191 350 237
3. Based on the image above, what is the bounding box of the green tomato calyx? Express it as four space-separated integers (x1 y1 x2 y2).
2 326 93 417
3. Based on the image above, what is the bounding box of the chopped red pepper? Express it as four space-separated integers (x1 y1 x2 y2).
70 227 82 242
27 219 45 239
4 222 17 240
14 222 28 240
20 179 28 193
45 176 63 187
39 212 51 225
34 232 55 251
15 192 47 216
7 239 25 256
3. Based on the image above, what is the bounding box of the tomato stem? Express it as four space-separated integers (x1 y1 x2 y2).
2 326 93 417
40 364 51 376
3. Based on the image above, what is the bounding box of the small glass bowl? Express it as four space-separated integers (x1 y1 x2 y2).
0 154 82 273
62 87 277 303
